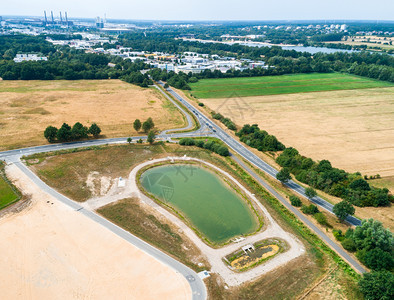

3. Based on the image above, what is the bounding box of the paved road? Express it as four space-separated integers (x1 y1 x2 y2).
231 155 366 273
0 80 366 294
0 84 208 300
13 160 207 299
159 82 361 226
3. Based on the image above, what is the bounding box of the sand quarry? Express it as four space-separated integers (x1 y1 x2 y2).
0 80 183 150
203 87 394 177
0 164 191 299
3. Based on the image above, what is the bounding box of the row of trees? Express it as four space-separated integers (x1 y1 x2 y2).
236 124 285 152
276 147 392 207
44 122 101 143
133 117 155 133
211 112 236 131
179 138 230 156
277 168 356 221
335 219 393 271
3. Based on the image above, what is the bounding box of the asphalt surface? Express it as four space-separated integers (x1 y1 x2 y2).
160 82 361 226
14 160 207 299
231 155 366 273
0 81 366 296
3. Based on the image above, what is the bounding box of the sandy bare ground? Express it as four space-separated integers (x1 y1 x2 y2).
84 156 305 287
202 87 394 177
0 80 183 150
0 164 191 300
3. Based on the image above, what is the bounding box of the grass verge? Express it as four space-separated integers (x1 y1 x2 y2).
0 161 21 210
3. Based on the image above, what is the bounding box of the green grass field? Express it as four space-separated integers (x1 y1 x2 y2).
0 166 19 209
189 73 393 98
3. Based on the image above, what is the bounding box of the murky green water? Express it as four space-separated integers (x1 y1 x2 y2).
140 164 258 244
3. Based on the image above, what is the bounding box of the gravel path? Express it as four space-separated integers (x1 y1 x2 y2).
86 156 305 286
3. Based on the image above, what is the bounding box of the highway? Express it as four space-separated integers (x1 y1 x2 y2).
0 84 208 300
160 81 361 226
0 80 366 297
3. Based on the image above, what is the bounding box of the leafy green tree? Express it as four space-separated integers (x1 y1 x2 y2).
349 178 370 191
88 123 101 138
364 248 394 271
44 126 58 143
301 204 319 215
56 123 72 142
305 187 317 199
71 122 88 140
127 137 132 144
179 138 195 146
359 271 394 300
333 201 355 221
341 238 357 252
147 130 156 144
290 195 302 207
353 219 393 252
217 146 230 157
142 118 154 133
133 119 141 132
276 168 291 183
146 117 154 129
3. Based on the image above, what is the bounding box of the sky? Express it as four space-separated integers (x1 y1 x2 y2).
2 0 394 21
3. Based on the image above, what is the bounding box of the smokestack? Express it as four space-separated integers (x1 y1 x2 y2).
60 12 63 24
65 12 68 27
51 11 54 26
44 11 48 25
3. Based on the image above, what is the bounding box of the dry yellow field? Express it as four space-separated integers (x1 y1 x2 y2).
0 164 191 299
0 80 184 150
202 87 394 178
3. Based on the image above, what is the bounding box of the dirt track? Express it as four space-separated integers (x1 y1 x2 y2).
0 164 191 299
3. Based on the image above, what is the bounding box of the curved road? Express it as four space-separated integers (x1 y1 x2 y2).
0 80 366 296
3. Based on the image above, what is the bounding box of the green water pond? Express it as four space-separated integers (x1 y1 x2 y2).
140 164 259 244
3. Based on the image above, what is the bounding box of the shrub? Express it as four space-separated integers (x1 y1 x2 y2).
341 238 357 252
195 140 204 148
290 195 302 207
333 229 345 241
301 204 319 215
359 271 394 300
217 145 230 157
198 102 204 107
314 212 331 227
179 138 195 146
364 248 394 271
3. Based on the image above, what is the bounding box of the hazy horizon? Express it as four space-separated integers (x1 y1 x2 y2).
2 0 394 21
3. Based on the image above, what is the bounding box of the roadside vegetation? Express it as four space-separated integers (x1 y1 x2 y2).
276 147 392 207
44 122 101 143
25 142 362 299
0 161 21 209
179 137 230 156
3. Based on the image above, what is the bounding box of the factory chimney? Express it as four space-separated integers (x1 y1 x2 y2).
44 11 48 25
65 12 69 27
51 11 54 26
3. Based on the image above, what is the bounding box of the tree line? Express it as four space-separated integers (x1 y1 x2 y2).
236 124 285 152
276 147 392 207
44 122 101 143
179 138 230 156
